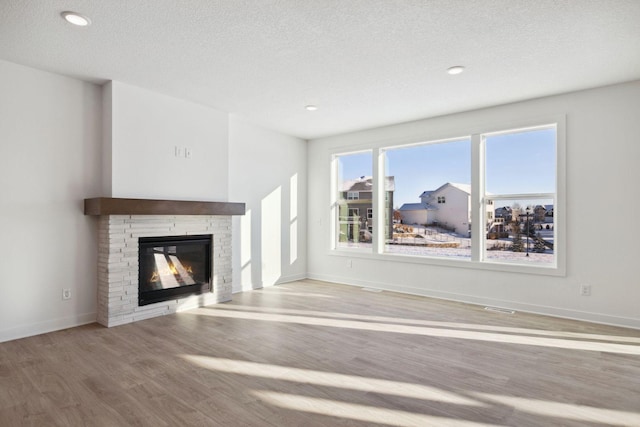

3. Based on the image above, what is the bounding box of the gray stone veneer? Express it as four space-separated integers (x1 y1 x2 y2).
97 215 232 327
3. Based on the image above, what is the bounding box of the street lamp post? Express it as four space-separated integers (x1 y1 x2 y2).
526 207 530 257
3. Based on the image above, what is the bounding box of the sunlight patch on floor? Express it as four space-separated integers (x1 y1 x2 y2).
256 290 336 298
473 393 640 426
252 391 495 427
182 355 480 406
215 303 640 344
194 308 640 355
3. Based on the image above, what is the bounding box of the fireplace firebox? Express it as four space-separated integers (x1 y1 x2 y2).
138 235 212 306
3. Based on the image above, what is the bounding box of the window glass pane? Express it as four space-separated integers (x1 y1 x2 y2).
485 127 556 194
384 139 471 259
486 198 554 265
336 152 372 249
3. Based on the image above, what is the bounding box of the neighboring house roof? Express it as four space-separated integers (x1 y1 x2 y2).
420 182 471 198
341 176 395 192
438 182 471 194
398 202 436 211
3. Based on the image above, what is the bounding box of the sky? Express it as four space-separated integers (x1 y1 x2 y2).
337 127 556 208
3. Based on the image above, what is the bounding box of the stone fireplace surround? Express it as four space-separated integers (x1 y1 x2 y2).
85 198 245 327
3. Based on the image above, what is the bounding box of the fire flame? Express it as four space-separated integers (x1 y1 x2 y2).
150 263 193 283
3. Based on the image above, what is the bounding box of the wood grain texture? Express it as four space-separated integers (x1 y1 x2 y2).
1 280 639 426
84 197 245 216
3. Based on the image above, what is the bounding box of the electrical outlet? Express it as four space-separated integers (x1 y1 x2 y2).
184 148 192 159
174 146 183 157
346 259 353 268
580 284 591 296
62 288 71 300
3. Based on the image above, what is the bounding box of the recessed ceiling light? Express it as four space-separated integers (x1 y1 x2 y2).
305 105 318 111
61 11 91 27
447 66 465 75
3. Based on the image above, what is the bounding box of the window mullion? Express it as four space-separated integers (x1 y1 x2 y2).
470 134 483 262
372 148 384 254
330 155 338 250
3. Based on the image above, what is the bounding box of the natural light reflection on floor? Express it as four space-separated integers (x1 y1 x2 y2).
252 391 495 427
257 290 336 298
473 393 640 426
194 308 640 355
182 355 481 406
183 353 640 426
214 303 640 344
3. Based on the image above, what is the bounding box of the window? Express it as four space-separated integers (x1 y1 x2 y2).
383 138 471 259
482 126 556 266
333 151 373 250
331 120 562 274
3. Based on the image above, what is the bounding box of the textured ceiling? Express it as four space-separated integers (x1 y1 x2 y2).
1 0 640 139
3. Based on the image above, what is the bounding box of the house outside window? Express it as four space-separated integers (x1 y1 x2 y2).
333 151 395 249
384 138 471 259
334 151 372 249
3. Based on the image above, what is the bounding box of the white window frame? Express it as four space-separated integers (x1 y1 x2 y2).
329 116 565 276
347 191 359 200
477 124 559 268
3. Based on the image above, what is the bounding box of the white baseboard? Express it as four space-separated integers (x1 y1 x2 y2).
0 312 97 343
307 272 640 330
276 273 308 285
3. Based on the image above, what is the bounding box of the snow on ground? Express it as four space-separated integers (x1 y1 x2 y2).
385 244 471 259
339 222 555 265
345 243 553 264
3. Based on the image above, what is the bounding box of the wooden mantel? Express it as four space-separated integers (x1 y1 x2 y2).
84 197 245 216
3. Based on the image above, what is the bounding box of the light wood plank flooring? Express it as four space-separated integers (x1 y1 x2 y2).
1 280 639 426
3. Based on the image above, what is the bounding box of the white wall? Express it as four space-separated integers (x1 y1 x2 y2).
229 115 307 292
308 80 640 329
107 81 229 201
0 62 308 342
0 60 102 342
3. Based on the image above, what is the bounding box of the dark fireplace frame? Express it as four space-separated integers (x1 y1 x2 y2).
138 234 212 306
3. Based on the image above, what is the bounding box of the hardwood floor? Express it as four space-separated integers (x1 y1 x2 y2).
1 280 639 426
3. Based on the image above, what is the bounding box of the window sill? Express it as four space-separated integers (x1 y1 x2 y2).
329 248 564 277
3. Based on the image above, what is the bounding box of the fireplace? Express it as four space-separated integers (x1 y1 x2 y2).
138 234 212 306
85 197 245 327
